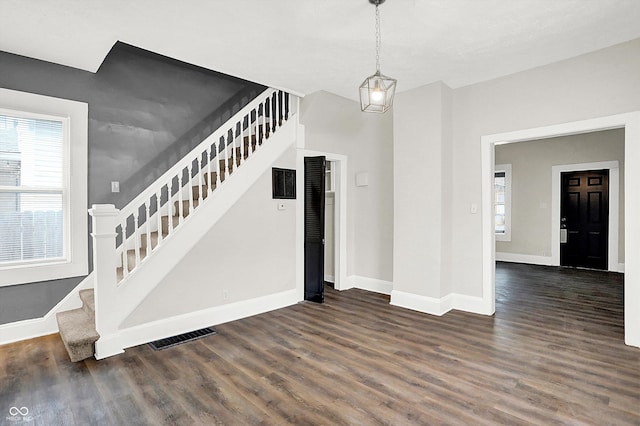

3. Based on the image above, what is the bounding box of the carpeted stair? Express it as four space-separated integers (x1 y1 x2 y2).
56 289 99 362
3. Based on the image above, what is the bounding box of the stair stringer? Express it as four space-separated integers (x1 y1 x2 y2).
94 120 299 359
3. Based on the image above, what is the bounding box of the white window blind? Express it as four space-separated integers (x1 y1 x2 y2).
0 113 65 266
494 171 506 234
494 164 512 242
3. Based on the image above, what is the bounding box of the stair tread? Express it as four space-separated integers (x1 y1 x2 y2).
79 289 95 313
56 308 99 345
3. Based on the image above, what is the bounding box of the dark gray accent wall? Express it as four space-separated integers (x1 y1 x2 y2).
0 42 265 325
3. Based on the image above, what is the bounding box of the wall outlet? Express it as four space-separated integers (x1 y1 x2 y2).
111 181 120 193
222 289 229 301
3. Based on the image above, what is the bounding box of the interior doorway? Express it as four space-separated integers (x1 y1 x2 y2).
324 161 336 286
480 112 640 348
296 150 347 300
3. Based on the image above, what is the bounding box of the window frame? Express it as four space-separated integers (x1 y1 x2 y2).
0 88 88 287
494 163 512 242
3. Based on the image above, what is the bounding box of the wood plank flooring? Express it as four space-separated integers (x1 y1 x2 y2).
1 262 639 425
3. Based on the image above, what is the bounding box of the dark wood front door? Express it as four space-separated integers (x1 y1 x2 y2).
560 169 609 270
304 156 326 303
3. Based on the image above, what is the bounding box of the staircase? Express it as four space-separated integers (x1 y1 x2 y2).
55 88 298 362
117 133 263 279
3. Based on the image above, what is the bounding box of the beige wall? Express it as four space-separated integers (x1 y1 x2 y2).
300 91 394 282
495 129 625 262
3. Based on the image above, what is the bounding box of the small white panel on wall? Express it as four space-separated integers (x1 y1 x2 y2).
356 172 369 187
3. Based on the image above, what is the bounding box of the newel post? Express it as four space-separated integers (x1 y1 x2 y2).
89 204 124 359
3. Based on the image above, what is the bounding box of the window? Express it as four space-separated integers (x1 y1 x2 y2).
0 89 88 287
494 164 511 242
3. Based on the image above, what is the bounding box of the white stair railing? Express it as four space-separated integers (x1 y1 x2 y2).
107 88 292 282
89 87 298 359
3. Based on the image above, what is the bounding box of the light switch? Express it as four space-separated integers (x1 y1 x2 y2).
356 172 369 187
470 203 478 214
277 202 286 211
111 181 120 193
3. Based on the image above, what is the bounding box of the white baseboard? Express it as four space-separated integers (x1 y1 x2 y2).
94 335 125 360
113 289 300 355
497 252 626 273
390 290 491 317
345 275 393 295
0 273 94 346
452 294 492 315
496 252 554 266
390 290 453 316
324 274 335 283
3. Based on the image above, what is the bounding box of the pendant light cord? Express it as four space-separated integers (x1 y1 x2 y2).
375 1 381 74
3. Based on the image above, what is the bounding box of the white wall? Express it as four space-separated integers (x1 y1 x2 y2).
451 38 640 298
495 129 625 261
391 38 640 344
122 146 297 327
300 91 394 283
392 82 453 299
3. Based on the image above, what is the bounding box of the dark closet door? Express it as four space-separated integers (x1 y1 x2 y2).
560 169 609 270
304 156 326 303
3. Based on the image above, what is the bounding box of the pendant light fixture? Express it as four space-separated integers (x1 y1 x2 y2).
359 0 397 113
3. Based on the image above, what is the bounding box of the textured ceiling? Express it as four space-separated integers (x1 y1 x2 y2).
1 0 640 100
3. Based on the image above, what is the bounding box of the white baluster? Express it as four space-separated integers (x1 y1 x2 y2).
265 100 270 140
208 145 214 194
188 163 194 216
178 173 184 224
248 114 253 154
264 100 269 141
240 118 246 165
224 132 230 175
156 189 163 244
257 107 262 145
275 91 280 131
225 131 231 174
145 201 151 253
232 126 238 171
168 179 175 233
282 92 293 121
215 141 221 187
283 91 288 122
133 210 141 267
219 136 226 182
198 153 204 201
122 221 129 279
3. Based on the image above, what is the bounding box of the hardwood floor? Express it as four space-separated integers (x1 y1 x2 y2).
1 262 638 425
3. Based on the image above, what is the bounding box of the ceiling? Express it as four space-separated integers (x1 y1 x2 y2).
2 0 640 100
